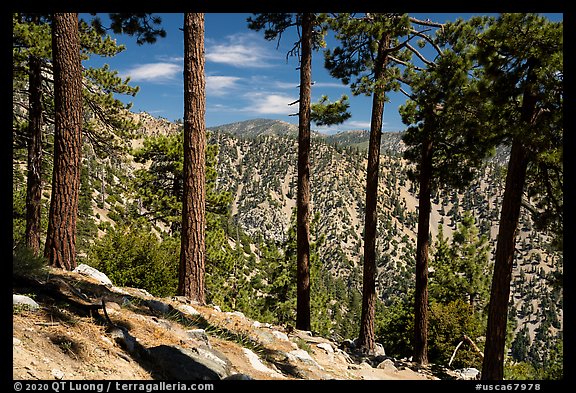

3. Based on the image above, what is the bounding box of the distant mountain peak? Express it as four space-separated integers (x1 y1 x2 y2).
208 118 298 138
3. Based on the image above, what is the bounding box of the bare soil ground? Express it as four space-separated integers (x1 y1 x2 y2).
13 267 438 382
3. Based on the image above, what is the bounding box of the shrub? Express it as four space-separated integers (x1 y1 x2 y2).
13 244 48 278
86 225 179 297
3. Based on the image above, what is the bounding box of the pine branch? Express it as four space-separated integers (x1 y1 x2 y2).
389 55 426 72
409 16 445 29
405 42 435 67
409 28 444 57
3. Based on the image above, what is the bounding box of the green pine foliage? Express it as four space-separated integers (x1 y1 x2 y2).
429 212 492 313
428 300 485 369
87 224 179 297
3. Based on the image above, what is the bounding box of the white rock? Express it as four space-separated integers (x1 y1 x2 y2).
457 367 480 380
178 304 201 317
288 349 323 369
242 348 280 376
376 359 397 372
374 343 386 357
13 337 22 346
226 311 245 319
73 264 113 286
51 369 65 380
13 294 40 310
316 342 334 354
271 330 289 341
110 286 130 295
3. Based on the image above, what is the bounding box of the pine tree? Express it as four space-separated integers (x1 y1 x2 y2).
12 13 161 261
13 14 52 256
248 13 349 331
398 15 499 364
472 14 563 381
44 13 83 270
430 213 491 312
178 13 207 303
324 13 444 354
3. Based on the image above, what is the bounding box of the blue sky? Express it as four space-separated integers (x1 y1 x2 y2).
82 13 562 135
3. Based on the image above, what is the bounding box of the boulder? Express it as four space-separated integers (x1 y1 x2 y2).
147 344 232 380
242 348 282 377
187 329 211 347
13 294 40 310
287 349 322 369
73 264 113 286
456 367 480 380
178 304 201 317
271 330 289 341
376 358 398 373
145 299 173 314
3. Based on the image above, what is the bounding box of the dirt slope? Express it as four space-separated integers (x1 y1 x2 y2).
13 267 449 381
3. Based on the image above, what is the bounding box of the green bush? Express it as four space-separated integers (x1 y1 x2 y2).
86 225 179 297
13 244 48 278
428 299 485 369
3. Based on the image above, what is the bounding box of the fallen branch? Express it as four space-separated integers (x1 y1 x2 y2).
448 340 464 367
448 335 484 367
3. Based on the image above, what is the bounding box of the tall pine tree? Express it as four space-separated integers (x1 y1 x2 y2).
325 13 442 354
44 13 83 270
398 15 494 364
248 13 349 330
471 14 563 381
178 13 207 303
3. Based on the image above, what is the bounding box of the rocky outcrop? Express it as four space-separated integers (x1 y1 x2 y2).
13 266 477 381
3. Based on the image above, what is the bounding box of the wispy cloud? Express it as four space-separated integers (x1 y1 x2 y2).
345 120 373 130
206 33 281 68
274 81 347 90
207 75 242 96
122 62 182 83
242 92 298 115
313 119 374 135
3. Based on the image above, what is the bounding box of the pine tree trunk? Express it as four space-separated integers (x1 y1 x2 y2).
482 82 536 380
413 134 433 365
44 13 83 270
357 33 389 353
26 53 43 256
296 12 313 332
178 13 206 304
481 138 529 380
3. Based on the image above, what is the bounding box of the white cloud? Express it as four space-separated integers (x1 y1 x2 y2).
274 81 347 90
273 81 301 89
243 92 298 115
123 62 182 83
313 119 374 135
312 81 347 89
206 33 280 68
206 75 242 96
345 120 373 129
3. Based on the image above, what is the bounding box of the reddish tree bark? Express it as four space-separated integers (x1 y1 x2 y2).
357 32 390 354
178 13 206 303
413 134 433 365
44 13 83 270
482 82 537 381
481 138 530 380
296 12 313 331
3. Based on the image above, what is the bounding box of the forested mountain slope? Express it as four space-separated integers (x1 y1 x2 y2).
13 113 562 377
207 119 562 347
